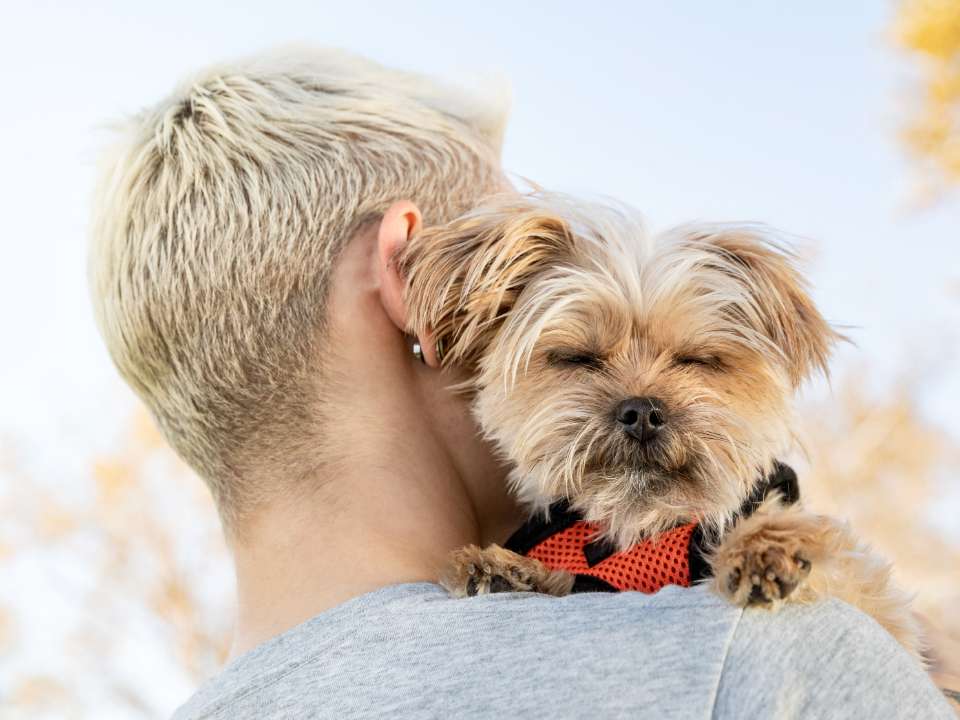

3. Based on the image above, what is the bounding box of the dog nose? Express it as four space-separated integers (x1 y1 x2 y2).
615 397 667 443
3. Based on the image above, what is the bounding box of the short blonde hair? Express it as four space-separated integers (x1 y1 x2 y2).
90 48 508 525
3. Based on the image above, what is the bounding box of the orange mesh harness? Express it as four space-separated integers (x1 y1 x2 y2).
504 463 799 594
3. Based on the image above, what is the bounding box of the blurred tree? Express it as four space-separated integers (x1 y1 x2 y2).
0 414 231 719
798 373 960 689
892 3 960 694
896 0 960 191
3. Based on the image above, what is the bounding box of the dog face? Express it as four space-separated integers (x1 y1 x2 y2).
401 195 839 548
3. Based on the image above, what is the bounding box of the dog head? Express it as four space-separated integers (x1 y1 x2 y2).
400 194 840 547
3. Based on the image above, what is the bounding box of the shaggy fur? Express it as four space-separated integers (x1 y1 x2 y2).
400 193 923 661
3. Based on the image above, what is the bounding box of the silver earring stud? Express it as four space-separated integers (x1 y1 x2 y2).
412 340 425 364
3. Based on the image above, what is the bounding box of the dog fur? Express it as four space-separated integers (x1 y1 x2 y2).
399 193 923 661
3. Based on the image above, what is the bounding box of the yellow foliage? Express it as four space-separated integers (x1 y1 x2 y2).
898 0 960 59
896 0 960 187
93 458 135 507
800 374 960 676
36 501 79 541
10 676 70 712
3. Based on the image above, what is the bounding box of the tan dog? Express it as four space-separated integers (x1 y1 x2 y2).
399 193 923 661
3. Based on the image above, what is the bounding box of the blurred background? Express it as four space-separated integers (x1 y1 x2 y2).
1 1 958 717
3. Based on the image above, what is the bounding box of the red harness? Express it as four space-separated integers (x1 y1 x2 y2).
505 507 708 593
504 463 798 594
523 520 701 593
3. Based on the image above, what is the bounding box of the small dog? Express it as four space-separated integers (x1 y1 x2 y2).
399 193 923 660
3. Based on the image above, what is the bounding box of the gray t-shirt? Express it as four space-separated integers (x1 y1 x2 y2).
173 583 952 719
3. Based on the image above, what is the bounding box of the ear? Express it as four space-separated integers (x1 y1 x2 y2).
377 201 443 363
397 197 577 369
696 229 843 387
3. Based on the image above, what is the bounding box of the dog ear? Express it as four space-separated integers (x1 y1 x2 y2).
398 197 577 369
695 229 842 387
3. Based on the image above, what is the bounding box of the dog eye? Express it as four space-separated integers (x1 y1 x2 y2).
676 354 723 370
547 350 603 370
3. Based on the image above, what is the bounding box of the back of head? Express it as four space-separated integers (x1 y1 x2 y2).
90 48 509 529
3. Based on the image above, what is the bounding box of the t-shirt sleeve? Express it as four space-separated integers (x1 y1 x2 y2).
713 599 954 719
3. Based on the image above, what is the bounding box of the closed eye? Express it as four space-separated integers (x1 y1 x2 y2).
676 354 724 370
547 350 604 371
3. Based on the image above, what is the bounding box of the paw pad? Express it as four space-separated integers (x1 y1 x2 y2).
723 546 812 606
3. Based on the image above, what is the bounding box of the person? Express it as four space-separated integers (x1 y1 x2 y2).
89 48 954 719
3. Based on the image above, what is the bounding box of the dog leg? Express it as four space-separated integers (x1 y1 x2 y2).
710 497 924 661
440 543 574 598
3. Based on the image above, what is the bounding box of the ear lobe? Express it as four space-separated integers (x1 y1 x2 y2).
698 230 842 387
398 196 577 369
417 327 442 369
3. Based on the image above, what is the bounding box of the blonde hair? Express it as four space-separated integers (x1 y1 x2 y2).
90 48 508 526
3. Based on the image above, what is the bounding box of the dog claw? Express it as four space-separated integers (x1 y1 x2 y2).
720 542 813 606
441 545 574 598
489 576 512 593
726 568 741 594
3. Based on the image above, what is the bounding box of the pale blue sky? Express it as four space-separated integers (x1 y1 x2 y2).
0 1 956 451
0 3 957 715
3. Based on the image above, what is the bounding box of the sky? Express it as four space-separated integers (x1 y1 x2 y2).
0 1 958 714
0 1 957 454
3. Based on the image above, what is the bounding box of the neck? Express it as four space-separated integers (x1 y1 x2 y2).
230 367 520 659
228 221 519 658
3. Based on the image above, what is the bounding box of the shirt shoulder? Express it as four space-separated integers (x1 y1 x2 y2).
173 584 954 719
173 583 739 719
718 598 954 719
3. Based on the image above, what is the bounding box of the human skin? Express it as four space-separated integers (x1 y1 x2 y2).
230 201 523 657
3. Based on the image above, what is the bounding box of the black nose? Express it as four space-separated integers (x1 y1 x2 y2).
615 397 667 443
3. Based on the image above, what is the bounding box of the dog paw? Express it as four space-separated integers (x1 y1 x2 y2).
716 538 812 606
440 544 574 598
